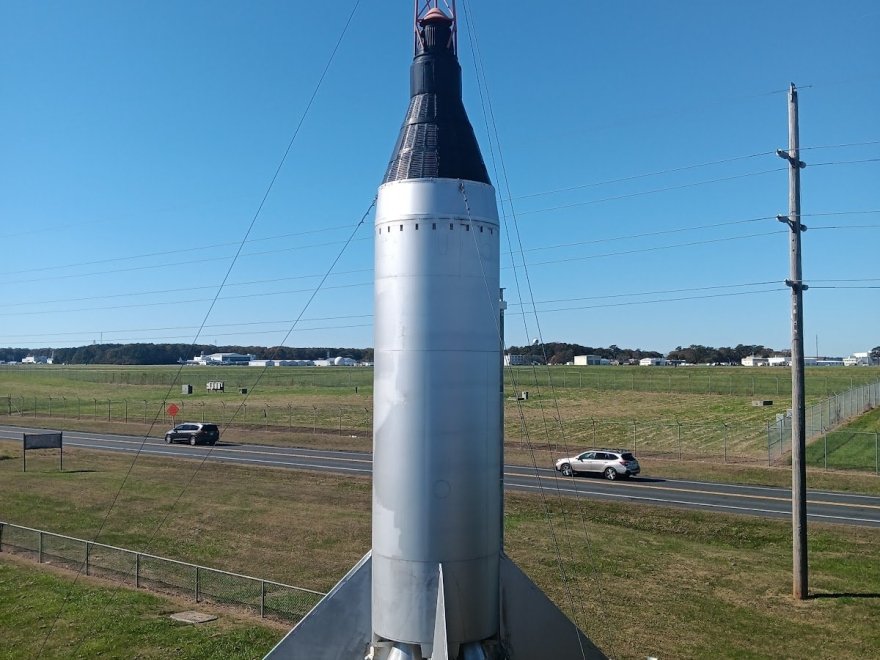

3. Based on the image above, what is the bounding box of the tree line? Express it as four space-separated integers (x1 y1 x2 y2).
2 342 877 366
0 344 374 365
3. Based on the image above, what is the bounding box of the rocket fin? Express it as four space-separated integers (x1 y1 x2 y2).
263 551 372 659
429 564 449 660
499 553 606 660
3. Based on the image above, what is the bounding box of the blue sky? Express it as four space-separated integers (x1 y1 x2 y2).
1 1 878 356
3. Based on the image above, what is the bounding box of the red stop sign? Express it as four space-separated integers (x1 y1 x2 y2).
167 404 180 417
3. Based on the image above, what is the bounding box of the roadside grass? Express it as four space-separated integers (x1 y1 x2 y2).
0 555 280 659
0 447 878 658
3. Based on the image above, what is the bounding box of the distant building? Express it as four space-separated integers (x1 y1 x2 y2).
248 359 314 367
573 354 610 366
503 354 529 366
190 352 255 366
639 357 667 366
768 356 790 367
21 355 49 364
314 357 359 367
741 356 770 367
844 352 879 366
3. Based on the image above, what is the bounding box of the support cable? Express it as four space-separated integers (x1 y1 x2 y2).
36 1 365 654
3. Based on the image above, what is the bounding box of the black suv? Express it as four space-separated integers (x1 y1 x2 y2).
164 423 219 446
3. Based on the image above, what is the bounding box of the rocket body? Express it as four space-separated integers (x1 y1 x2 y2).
372 177 501 646
264 7 601 659
370 8 501 652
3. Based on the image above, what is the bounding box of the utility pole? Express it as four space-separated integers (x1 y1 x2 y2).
777 82 808 600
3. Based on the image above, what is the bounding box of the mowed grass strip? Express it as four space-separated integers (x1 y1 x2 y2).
806 406 880 472
0 555 280 659
1 446 878 658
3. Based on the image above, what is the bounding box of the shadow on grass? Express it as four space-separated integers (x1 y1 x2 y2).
810 592 880 600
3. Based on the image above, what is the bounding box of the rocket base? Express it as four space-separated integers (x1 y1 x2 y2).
264 553 605 660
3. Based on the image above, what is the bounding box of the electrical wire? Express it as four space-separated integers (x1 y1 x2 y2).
514 167 787 217
0 224 359 276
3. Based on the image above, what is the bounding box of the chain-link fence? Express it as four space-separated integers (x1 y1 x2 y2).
510 417 771 465
768 380 880 470
0 522 324 622
0 395 374 438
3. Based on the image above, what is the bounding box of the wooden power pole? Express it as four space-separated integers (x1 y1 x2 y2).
777 82 808 600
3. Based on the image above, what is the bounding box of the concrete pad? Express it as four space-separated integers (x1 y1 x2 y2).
170 611 218 624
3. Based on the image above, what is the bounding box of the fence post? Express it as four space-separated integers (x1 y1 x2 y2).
195 566 200 602
824 433 827 471
678 422 682 461
723 424 728 463
876 433 879 476
85 542 90 576
107 399 111 421
261 580 266 618
767 421 772 467
0 522 4 551
34 396 37 418
39 531 43 563
136 553 140 588
633 421 638 455
48 397 52 417
124 399 128 423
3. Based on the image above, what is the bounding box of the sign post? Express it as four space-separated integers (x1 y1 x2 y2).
22 432 63 472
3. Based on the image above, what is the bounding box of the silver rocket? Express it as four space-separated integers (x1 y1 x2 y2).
267 4 601 659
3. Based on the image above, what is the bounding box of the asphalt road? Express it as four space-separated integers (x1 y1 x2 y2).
2 424 879 528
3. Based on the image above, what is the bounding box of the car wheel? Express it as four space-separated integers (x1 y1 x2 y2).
165 435 172 444
603 467 618 481
190 437 197 446
561 463 574 477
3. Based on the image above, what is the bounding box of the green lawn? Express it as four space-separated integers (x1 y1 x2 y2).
0 447 878 658
0 558 280 659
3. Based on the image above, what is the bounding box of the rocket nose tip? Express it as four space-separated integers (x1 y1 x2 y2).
419 7 453 25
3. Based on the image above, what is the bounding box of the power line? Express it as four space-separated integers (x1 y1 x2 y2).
513 167 786 217
508 151 776 201
514 229 788 269
0 282 372 317
506 280 782 307
0 224 360 276
810 157 880 167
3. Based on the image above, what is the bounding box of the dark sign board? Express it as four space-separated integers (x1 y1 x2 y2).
22 432 63 472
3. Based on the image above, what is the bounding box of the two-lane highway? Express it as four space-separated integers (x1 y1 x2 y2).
2 425 879 527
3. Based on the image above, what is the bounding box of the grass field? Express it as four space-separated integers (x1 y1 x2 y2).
0 555 281 659
1 446 878 658
3 365 878 468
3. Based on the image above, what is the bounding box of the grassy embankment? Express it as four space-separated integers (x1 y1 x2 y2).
0 446 878 659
